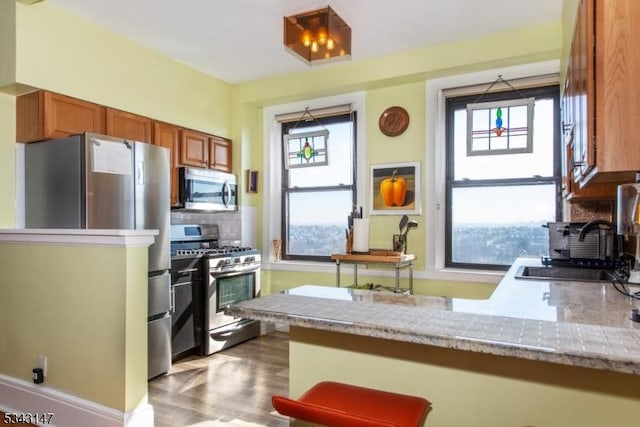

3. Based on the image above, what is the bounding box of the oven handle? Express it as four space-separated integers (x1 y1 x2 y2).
209 267 260 278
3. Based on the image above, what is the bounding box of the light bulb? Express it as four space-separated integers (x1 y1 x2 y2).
302 30 311 47
311 41 319 53
326 38 335 50
317 27 327 45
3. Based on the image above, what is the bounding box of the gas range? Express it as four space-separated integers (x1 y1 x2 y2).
171 224 256 256
171 224 261 272
169 223 261 356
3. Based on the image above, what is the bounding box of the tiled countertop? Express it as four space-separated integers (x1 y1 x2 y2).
226 257 640 375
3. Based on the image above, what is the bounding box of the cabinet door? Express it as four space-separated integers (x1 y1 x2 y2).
592 0 640 179
562 0 617 200
180 129 209 167
171 282 198 358
106 108 152 143
572 0 595 182
17 91 105 143
153 121 181 207
209 136 232 172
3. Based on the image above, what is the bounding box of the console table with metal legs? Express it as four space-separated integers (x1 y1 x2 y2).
330 253 416 294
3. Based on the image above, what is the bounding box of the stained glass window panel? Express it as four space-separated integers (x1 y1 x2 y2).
284 129 329 168
466 97 534 156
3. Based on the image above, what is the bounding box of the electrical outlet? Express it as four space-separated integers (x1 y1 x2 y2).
38 355 47 377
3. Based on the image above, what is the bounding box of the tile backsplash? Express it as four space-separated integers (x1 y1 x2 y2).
170 206 258 249
569 200 614 223
171 210 242 246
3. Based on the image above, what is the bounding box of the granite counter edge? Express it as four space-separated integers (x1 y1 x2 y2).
226 305 640 376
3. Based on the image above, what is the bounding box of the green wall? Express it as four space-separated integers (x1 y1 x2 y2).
365 81 426 254
0 242 148 412
0 1 16 88
0 94 15 227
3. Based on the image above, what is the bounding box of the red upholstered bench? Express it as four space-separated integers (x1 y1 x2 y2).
272 381 431 427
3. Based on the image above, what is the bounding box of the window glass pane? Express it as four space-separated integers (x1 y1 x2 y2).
451 184 556 266
455 98 555 180
288 122 353 187
287 190 351 256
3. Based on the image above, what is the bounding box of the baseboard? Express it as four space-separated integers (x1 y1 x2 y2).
0 374 153 427
260 321 290 334
274 322 290 333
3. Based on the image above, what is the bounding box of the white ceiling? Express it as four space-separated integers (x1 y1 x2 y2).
46 0 562 84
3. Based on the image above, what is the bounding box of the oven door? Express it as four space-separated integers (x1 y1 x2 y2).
208 269 259 329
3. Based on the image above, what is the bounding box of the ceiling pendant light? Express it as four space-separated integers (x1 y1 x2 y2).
284 6 351 64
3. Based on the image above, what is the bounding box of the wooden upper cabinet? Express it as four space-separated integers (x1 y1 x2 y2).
570 0 640 187
209 136 232 172
153 121 181 207
180 129 209 168
17 91 105 143
561 0 615 200
105 108 152 143
561 0 640 200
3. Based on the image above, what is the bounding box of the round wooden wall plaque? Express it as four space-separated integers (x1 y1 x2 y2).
379 106 409 137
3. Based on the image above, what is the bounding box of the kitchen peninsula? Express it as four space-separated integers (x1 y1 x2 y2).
227 257 640 427
0 229 157 426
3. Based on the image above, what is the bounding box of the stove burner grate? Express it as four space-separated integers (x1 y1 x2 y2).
175 247 258 257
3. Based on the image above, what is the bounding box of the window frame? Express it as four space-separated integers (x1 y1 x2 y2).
280 112 358 262
444 85 562 271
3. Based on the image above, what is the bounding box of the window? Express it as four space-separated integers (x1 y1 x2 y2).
280 113 357 261
445 85 561 270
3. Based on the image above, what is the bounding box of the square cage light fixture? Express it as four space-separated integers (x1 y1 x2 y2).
284 6 351 64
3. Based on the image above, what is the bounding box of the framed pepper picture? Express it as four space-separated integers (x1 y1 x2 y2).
370 162 421 215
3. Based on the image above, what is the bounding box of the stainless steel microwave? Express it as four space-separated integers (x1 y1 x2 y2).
178 167 238 211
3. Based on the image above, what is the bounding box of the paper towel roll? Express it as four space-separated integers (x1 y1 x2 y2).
352 218 369 253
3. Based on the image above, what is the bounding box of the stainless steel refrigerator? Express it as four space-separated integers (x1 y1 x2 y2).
25 132 172 380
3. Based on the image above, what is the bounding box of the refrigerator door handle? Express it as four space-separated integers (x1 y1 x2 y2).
137 161 145 185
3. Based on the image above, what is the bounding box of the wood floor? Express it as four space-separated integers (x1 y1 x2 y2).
149 331 290 427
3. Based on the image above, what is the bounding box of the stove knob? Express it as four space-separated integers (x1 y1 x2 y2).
234 258 240 263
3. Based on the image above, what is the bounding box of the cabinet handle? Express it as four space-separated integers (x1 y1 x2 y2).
177 268 198 274
170 287 175 313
